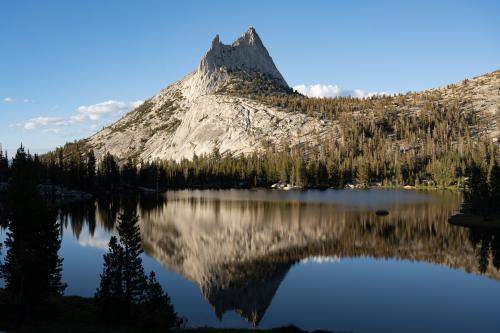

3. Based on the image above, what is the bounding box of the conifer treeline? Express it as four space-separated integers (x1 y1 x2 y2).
0 147 8 182
18 135 495 192
1 86 498 191
464 161 500 216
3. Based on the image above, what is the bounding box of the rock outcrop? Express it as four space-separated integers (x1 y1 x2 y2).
199 27 287 89
85 26 499 163
87 27 326 162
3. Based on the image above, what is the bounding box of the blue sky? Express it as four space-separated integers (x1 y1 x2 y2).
1 0 499 153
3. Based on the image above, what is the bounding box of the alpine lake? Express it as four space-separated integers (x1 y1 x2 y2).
2 188 499 333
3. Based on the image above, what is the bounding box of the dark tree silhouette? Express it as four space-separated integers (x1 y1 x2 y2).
464 161 500 217
85 150 96 190
121 158 138 188
492 233 500 270
0 146 65 318
488 161 500 214
0 145 8 182
95 206 182 329
116 209 147 304
97 152 120 190
140 271 183 331
95 236 124 301
95 235 126 321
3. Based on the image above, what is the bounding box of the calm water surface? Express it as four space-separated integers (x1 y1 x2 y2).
2 189 500 333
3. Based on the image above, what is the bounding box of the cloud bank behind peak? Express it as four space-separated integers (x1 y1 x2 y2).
293 84 390 98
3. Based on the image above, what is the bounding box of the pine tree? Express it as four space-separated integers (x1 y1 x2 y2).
95 209 146 307
95 207 182 329
356 162 370 188
465 163 489 216
140 271 183 331
95 236 124 301
86 150 96 190
98 152 119 190
116 209 147 304
121 158 138 188
488 161 500 215
0 146 65 311
0 145 8 181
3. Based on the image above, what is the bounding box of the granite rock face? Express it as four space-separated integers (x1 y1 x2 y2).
87 27 326 162
86 26 499 163
199 27 288 89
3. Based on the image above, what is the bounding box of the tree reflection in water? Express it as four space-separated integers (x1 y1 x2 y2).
57 189 500 326
468 228 500 273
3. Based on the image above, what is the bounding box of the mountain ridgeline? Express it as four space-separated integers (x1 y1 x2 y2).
41 27 499 189
87 27 299 162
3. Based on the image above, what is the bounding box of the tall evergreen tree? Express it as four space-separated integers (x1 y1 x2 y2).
0 145 8 181
356 162 370 188
488 161 500 214
95 236 124 301
86 150 96 190
95 206 181 329
98 152 119 190
0 146 65 314
465 163 489 215
140 271 183 331
116 209 147 304
121 158 138 188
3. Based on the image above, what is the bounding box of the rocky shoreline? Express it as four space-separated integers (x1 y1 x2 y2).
0 182 93 204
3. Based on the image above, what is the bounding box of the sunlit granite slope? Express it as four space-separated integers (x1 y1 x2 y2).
87 27 327 162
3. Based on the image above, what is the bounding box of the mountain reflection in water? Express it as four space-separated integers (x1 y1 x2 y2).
57 189 500 327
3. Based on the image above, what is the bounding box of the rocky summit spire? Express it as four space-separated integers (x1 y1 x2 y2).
234 26 263 47
86 26 335 164
198 26 288 88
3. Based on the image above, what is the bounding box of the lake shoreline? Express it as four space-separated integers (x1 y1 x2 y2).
449 212 500 229
0 180 461 205
5 188 498 333
0 291 339 333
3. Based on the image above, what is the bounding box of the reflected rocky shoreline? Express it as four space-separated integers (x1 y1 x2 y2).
57 189 500 326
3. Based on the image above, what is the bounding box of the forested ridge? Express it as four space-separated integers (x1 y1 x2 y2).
1 71 498 191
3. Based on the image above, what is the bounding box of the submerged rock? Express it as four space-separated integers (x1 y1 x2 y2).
376 209 389 216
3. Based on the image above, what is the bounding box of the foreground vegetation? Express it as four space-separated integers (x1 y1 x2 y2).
0 147 182 332
186 326 340 333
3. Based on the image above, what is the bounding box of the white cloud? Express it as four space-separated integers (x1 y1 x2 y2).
76 100 144 121
20 99 143 133
293 84 390 98
3 97 34 103
41 128 62 134
24 117 71 130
